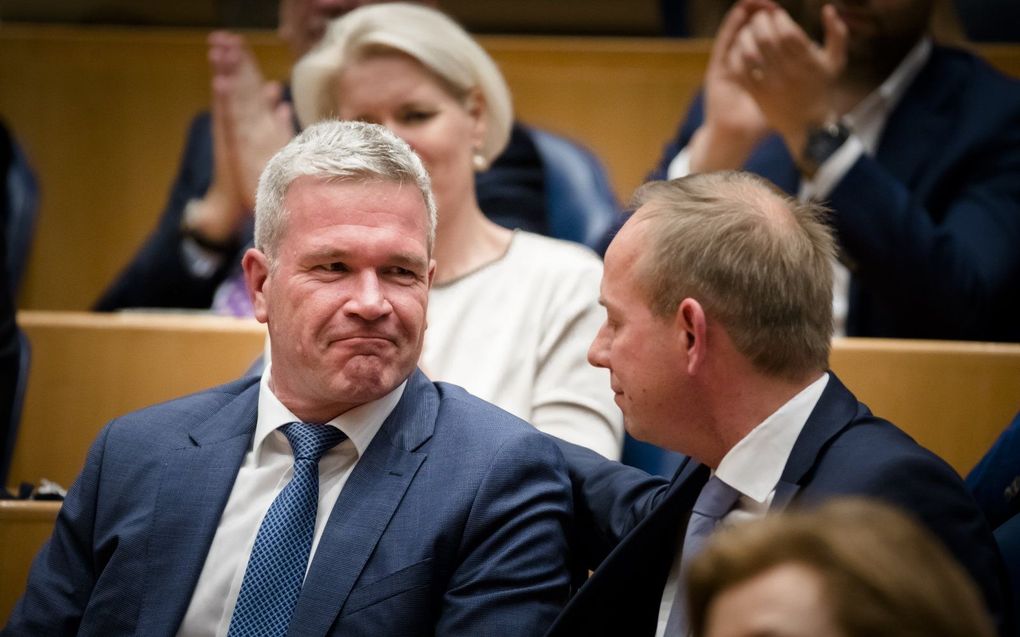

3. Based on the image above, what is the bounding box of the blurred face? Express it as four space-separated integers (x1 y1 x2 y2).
703 563 845 637
244 176 435 422
336 53 485 217
588 214 686 448
787 0 933 78
278 1 441 58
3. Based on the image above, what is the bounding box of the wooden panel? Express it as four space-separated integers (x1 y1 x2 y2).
0 501 60 624
0 25 290 312
830 338 1020 475
1 24 1018 312
9 311 266 488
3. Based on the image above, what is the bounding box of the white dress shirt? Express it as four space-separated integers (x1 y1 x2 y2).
654 373 829 637
176 365 405 637
665 39 932 336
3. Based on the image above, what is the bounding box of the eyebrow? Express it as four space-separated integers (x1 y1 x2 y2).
307 248 428 271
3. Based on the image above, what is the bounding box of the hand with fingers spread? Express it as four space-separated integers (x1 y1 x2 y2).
688 0 776 173
727 3 848 160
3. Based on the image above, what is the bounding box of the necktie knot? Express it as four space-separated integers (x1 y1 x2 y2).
280 421 347 462
692 475 741 520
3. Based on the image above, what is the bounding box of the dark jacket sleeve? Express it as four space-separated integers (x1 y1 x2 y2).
93 113 243 311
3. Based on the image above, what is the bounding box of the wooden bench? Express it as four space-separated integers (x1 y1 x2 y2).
0 500 61 624
830 338 1020 475
8 309 1019 484
8 311 266 489
2 25 1018 311
1 324 1017 624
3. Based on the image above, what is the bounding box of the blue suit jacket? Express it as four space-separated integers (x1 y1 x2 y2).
93 110 548 312
645 45 1020 341
5 371 573 636
546 373 1012 636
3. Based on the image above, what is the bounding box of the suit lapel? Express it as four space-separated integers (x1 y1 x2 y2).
875 49 961 191
774 373 862 510
288 371 438 636
135 380 261 636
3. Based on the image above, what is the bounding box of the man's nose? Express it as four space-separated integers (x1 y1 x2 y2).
588 323 609 369
345 271 391 320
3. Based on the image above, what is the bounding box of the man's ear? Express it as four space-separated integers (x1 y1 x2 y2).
242 247 271 323
675 298 708 375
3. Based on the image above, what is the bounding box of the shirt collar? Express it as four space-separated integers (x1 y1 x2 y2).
255 363 407 461
844 37 932 153
714 373 829 503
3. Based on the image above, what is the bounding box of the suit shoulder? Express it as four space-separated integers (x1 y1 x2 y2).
432 381 557 449
110 376 259 436
814 411 962 493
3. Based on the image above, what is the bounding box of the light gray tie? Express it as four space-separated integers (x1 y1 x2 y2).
664 475 741 635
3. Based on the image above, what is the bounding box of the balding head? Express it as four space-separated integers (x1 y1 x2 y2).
628 171 835 380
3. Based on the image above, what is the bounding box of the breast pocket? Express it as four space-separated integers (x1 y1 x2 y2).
342 557 435 616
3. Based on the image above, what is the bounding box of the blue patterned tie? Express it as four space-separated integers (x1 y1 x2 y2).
664 475 741 635
227 422 347 637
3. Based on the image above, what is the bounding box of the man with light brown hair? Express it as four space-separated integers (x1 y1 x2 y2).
545 171 1010 637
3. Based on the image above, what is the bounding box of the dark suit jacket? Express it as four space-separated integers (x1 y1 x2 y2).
546 373 1012 637
5 371 573 636
645 45 1020 341
94 111 547 312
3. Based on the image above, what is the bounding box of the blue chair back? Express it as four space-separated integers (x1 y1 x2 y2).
530 128 620 250
0 329 29 487
620 433 686 478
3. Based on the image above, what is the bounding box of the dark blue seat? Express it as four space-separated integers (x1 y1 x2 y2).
529 128 620 250
620 434 686 477
967 410 1020 530
0 124 38 488
5 130 39 298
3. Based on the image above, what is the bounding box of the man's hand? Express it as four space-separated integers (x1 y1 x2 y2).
688 0 775 173
208 31 294 212
728 3 848 159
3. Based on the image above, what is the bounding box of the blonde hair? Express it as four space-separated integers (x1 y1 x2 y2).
687 498 996 637
291 2 512 169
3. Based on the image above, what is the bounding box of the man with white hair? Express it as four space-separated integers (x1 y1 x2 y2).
8 120 572 637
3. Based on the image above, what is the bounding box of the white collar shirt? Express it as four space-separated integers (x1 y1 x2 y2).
177 365 406 637
655 373 829 637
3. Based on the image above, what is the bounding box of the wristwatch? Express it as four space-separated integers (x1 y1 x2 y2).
180 198 238 254
799 119 851 178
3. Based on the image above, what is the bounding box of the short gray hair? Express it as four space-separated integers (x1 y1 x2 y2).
254 119 436 259
291 2 513 169
630 171 835 380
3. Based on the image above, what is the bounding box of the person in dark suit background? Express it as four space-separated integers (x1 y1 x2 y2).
93 0 547 313
0 122 24 484
6 120 572 636
545 171 1010 637
635 0 1020 341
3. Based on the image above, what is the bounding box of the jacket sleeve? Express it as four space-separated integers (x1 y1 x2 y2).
93 112 242 311
435 432 572 636
4 425 112 636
